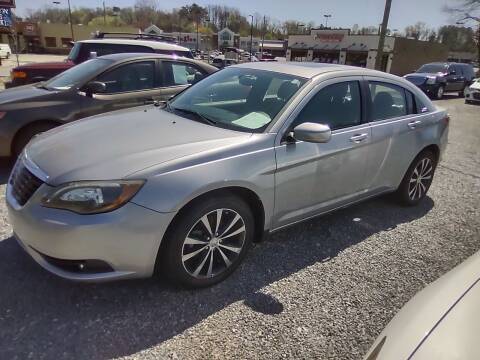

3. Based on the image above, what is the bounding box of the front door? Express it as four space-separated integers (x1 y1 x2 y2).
78 60 159 119
273 78 371 229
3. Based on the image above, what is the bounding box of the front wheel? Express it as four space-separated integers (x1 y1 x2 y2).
160 195 254 288
435 85 445 100
395 151 436 206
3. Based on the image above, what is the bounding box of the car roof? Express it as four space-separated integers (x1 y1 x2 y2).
424 62 472 67
231 62 390 79
77 38 191 52
95 53 217 71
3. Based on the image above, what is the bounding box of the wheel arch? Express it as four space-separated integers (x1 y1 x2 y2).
11 119 62 155
419 144 440 164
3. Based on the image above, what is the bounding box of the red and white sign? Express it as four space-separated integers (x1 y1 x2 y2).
314 33 344 43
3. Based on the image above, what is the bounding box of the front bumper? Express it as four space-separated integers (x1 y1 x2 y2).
465 90 480 103
415 83 440 96
6 180 176 282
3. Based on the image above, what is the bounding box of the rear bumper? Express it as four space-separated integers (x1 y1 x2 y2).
6 181 176 282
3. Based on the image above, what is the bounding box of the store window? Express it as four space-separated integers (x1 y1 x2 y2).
45 37 57 47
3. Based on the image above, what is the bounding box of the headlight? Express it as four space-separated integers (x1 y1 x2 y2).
426 77 436 84
41 180 145 214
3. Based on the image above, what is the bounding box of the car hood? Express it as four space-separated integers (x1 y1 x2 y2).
405 72 444 79
26 105 250 185
0 84 52 106
14 60 74 71
469 81 480 90
364 251 480 360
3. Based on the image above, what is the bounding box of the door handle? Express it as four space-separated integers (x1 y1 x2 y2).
408 120 422 129
349 133 368 143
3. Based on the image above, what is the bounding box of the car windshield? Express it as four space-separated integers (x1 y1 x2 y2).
44 58 113 90
169 67 307 133
417 64 448 73
67 42 81 62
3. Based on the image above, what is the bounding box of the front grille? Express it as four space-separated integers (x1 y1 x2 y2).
9 162 43 205
405 76 426 86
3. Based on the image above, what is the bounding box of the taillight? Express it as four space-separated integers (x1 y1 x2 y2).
11 71 27 79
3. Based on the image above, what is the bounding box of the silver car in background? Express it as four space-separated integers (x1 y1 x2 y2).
6 62 449 287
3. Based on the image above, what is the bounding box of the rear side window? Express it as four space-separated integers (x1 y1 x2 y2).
293 81 362 130
368 82 407 121
162 62 206 86
405 90 415 114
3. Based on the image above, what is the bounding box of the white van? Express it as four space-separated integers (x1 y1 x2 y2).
0 43 12 59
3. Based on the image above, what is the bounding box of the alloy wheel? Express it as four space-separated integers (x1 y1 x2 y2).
408 158 433 201
181 208 246 279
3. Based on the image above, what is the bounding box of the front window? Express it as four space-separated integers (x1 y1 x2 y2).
44 58 112 90
169 68 307 133
417 64 448 74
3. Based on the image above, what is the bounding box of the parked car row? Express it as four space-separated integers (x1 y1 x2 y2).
5 33 194 88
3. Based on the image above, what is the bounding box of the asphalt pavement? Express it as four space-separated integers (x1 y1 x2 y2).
0 95 478 360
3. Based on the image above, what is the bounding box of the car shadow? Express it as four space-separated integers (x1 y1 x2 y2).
0 161 12 185
0 194 434 359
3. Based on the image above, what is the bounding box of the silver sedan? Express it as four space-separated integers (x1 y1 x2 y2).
6 62 449 287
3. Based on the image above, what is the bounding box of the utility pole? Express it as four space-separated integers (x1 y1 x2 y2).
103 1 106 25
375 0 392 71
67 0 74 41
260 15 266 59
249 14 253 60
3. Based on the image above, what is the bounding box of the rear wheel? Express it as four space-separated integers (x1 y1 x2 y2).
395 151 436 206
12 122 58 158
160 195 254 288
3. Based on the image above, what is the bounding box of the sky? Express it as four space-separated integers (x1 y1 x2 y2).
15 0 462 31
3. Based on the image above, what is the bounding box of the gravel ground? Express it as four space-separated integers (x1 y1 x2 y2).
0 95 478 360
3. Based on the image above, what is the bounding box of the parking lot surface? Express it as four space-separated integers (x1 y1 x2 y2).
0 96 478 359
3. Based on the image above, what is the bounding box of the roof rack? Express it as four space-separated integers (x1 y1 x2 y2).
92 32 178 44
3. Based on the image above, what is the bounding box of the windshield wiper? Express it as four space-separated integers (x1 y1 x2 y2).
171 106 217 126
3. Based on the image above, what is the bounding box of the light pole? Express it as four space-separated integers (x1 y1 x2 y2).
103 1 106 25
324 14 332 28
53 0 74 41
249 14 253 60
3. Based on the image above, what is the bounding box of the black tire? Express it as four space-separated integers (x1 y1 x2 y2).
6 53 9 59
458 86 466 98
435 85 445 100
160 194 254 288
12 122 57 158
395 151 437 206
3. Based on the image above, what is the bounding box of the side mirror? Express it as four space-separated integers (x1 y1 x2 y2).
89 51 98 59
293 122 332 143
83 81 106 97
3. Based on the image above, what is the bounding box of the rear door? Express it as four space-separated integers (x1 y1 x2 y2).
157 60 209 101
78 59 159 118
365 78 430 191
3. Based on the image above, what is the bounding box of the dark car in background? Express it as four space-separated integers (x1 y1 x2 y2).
5 33 194 88
404 62 475 100
0 53 217 158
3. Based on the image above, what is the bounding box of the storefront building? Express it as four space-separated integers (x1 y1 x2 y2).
287 29 448 75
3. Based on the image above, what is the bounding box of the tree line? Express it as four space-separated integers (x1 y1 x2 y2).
23 0 478 54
